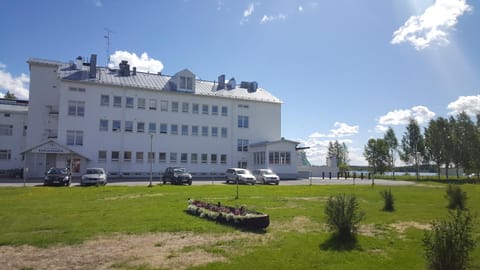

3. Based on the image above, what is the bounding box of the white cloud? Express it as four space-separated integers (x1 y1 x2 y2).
391 0 472 50
240 3 255 24
298 5 304 12
376 105 436 132
0 63 29 100
108 51 164 74
330 122 359 137
260 13 287 24
447 95 480 116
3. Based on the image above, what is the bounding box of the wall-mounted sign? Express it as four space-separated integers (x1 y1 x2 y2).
31 142 70 154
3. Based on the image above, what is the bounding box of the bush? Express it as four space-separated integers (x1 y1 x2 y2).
325 193 365 240
423 210 476 270
380 188 395 212
445 185 467 210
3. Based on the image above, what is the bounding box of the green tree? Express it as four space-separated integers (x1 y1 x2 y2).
384 127 398 178
3 91 16 99
328 140 350 173
454 112 477 176
363 138 389 175
424 117 451 179
449 116 462 178
400 118 425 179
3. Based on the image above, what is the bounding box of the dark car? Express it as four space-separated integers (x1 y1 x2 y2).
44 167 71 186
162 167 192 185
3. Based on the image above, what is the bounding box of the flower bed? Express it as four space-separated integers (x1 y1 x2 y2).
186 199 270 230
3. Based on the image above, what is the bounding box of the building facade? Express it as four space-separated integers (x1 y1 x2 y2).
0 99 28 172
15 54 300 178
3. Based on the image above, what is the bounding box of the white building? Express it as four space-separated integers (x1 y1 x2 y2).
10 53 301 179
0 99 28 173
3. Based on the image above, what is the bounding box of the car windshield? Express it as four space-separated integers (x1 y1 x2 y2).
174 168 188 173
237 170 248 175
86 169 103 174
261 169 274 174
48 168 67 174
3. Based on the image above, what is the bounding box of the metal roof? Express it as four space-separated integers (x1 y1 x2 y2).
29 58 282 104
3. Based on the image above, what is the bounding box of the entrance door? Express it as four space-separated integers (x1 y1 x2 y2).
45 154 56 171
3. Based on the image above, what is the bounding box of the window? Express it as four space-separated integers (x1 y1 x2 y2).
69 87 85 92
112 120 121 132
160 100 168 111
98 151 107 162
100 95 109 106
137 98 146 109
191 126 199 136
113 96 122 107
221 106 228 116
221 127 227 138
202 104 209 115
254 152 265 165
111 151 120 161
160 123 168 134
171 124 178 135
211 127 218 137
171 101 179 112
269 151 291 165
192 104 199 114
68 101 85 116
136 152 144 162
187 77 193 90
238 161 247 169
170 152 177 163
202 126 208 137
126 97 134 108
0 149 11 160
181 153 188 163
221 154 227 164
0 124 13 136
238 104 249 108
149 99 157 110
201 153 208 164
238 115 249 128
67 130 83 146
137 122 145 133
182 102 189 113
125 121 133 132
148 122 156 134
191 153 198 164
181 125 189 136
148 152 155 162
212 105 218 115
99 119 108 131
180 76 193 90
211 154 217 164
4 113 10 117
159 152 166 163
124 151 132 162
237 139 249 152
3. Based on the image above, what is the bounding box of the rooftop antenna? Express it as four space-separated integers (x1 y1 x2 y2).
104 27 114 67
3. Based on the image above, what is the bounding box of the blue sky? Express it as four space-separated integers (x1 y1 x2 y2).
1 0 479 165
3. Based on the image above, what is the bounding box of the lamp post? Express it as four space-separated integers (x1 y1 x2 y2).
148 133 153 187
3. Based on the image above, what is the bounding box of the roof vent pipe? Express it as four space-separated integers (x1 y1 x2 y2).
76 56 83 70
217 74 225 90
89 54 97 78
132 67 136 75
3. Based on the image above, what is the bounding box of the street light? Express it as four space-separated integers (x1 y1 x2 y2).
148 133 153 187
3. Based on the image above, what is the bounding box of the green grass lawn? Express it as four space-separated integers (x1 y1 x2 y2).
0 183 479 269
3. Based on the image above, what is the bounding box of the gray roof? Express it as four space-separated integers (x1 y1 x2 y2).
28 58 282 104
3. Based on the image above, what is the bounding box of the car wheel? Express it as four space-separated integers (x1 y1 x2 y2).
275 181 279 185
188 180 192 186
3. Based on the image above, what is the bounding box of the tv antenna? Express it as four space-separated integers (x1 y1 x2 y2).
104 28 114 66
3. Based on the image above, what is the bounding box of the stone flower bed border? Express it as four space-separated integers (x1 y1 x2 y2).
186 199 270 230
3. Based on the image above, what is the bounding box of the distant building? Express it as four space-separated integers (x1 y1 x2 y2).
0 54 303 178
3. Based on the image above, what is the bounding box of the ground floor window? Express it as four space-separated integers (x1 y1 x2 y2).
237 161 247 169
0 149 11 160
269 151 291 165
98 151 107 162
254 152 265 165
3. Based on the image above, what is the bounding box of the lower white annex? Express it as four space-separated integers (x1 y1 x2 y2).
0 53 304 179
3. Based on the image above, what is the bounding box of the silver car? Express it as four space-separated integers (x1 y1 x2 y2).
225 168 256 185
253 169 280 185
81 168 107 186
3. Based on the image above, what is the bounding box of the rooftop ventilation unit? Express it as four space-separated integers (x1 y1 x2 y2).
118 60 130 76
132 67 137 76
226 77 236 90
89 54 97 78
75 56 83 70
248 81 258 93
217 74 225 90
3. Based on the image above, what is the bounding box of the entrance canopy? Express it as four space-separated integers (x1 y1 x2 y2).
21 139 90 160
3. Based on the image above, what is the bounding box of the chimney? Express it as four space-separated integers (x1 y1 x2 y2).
217 74 225 90
132 67 136 75
75 56 83 70
119 60 130 76
89 54 97 78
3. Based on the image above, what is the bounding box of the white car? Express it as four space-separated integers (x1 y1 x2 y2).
225 168 256 185
81 168 107 186
253 169 280 185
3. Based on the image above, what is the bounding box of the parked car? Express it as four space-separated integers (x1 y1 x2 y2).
81 168 107 186
162 167 192 185
44 167 71 186
226 168 256 185
253 169 280 185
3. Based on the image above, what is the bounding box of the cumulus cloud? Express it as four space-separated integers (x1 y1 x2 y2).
240 3 254 24
391 0 472 50
108 51 164 74
375 105 436 133
260 13 287 24
447 95 480 116
0 63 29 99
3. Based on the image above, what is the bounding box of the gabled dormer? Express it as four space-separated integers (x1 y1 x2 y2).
172 69 196 93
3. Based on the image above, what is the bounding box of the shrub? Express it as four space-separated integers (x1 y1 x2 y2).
380 188 395 212
445 185 467 210
324 193 365 240
423 210 476 270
